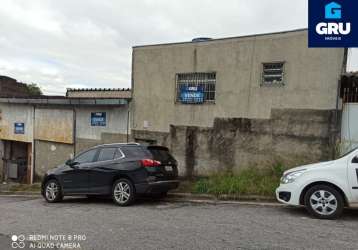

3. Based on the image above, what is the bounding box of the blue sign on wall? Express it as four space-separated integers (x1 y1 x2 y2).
309 0 358 47
179 86 204 104
14 123 25 134
91 112 106 126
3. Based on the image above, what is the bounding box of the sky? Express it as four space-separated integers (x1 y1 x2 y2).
0 0 357 95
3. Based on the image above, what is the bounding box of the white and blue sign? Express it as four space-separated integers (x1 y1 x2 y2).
91 112 106 126
14 123 25 134
309 0 358 47
180 86 204 104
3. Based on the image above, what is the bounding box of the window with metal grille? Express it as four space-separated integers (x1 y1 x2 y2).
176 72 216 103
262 62 285 86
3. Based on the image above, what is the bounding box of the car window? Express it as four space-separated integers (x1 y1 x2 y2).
75 149 97 164
98 148 117 162
120 146 149 159
147 147 175 163
114 149 124 159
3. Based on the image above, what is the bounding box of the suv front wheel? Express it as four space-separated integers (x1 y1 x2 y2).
304 184 344 219
44 179 63 203
112 179 135 206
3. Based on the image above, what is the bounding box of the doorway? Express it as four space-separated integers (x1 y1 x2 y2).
2 140 32 184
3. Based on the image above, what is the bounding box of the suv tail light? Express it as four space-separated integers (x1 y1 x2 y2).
140 159 161 167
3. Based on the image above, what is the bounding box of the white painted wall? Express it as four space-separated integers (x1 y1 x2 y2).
75 106 129 140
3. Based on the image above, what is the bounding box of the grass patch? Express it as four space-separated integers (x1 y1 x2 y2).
193 164 285 197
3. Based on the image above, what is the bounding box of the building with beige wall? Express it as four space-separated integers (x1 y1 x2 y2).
131 29 347 176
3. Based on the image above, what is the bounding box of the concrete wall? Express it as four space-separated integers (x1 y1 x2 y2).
132 30 345 176
132 30 345 133
75 133 129 154
134 109 339 176
0 103 33 143
34 140 74 179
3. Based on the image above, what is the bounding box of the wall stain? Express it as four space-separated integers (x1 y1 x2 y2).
132 108 341 176
185 126 198 178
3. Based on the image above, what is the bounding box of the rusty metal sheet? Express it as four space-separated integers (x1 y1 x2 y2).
35 109 74 144
0 124 32 143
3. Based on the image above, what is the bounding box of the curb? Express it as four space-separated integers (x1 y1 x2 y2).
165 197 284 207
165 193 282 207
0 191 40 196
0 191 281 207
168 192 277 202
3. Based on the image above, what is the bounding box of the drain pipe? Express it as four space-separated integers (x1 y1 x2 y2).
73 107 77 156
30 105 35 184
126 109 130 143
335 48 349 157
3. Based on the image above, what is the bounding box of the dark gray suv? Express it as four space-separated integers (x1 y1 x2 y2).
41 143 179 206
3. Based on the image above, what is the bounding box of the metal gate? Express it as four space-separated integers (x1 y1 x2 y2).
340 73 358 154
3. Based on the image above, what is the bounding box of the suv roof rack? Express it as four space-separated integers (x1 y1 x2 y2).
93 142 140 148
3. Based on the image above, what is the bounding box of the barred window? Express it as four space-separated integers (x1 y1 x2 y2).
262 62 285 86
176 72 216 103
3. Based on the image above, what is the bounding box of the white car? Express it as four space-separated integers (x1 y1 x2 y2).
276 147 358 219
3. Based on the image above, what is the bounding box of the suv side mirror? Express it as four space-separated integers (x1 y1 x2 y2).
352 156 358 164
66 159 79 168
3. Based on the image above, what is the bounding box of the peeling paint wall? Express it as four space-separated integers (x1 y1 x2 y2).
0 102 131 180
133 109 340 176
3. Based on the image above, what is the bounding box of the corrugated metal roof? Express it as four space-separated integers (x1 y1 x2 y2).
66 88 130 92
0 96 130 106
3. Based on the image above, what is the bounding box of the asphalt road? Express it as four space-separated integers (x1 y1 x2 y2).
0 196 358 250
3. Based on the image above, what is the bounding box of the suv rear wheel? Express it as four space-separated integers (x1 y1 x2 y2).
112 178 135 206
304 184 344 219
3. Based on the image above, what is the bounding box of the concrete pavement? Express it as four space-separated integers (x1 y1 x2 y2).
0 196 357 249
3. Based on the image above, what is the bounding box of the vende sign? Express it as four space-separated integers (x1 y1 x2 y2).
309 0 358 47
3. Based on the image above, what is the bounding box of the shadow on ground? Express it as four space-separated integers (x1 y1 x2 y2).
278 205 358 220
58 195 170 207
